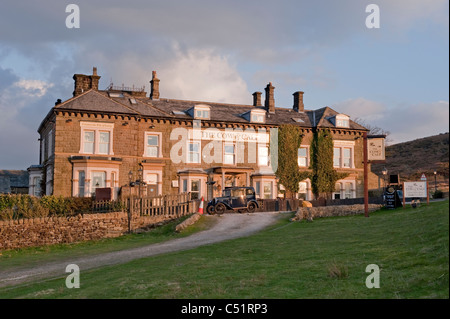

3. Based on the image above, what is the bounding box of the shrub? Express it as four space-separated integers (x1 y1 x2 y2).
433 190 444 199
0 195 95 220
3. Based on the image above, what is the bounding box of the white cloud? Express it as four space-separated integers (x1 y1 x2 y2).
333 97 386 122
13 79 54 97
333 97 449 144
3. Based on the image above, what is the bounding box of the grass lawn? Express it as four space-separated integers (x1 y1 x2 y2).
0 200 448 299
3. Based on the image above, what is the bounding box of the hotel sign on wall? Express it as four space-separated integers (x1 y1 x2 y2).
188 128 270 143
367 137 385 161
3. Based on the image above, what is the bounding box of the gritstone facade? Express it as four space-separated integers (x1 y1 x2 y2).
29 68 379 201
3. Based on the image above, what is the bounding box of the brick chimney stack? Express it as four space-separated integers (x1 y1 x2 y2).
150 71 160 100
264 82 275 113
252 92 262 107
293 91 304 112
73 67 101 97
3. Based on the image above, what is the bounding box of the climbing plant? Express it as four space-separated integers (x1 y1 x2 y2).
276 124 310 198
310 128 348 199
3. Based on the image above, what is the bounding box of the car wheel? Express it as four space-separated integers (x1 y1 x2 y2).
215 203 226 215
247 202 257 213
207 205 215 215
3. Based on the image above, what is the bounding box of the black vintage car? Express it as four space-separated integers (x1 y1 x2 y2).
206 186 259 214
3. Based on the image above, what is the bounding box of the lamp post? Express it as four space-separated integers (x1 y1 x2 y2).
434 171 437 192
382 167 388 189
128 170 133 233
138 166 143 215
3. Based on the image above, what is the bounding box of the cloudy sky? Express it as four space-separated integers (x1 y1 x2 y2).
0 0 448 169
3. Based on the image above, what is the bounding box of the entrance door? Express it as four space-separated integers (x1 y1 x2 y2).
147 173 158 197
231 188 246 208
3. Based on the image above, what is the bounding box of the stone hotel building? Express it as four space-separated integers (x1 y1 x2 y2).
28 68 378 201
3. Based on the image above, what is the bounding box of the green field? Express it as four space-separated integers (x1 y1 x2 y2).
0 200 448 299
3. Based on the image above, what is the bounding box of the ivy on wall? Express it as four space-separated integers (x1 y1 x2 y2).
276 124 310 198
309 128 348 199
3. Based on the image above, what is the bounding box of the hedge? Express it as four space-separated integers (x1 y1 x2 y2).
0 194 94 221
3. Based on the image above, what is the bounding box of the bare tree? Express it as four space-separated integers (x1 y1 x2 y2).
353 117 393 145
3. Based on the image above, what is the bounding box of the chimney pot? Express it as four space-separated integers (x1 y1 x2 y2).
252 92 262 107
150 70 160 100
264 82 275 113
293 91 304 112
72 67 101 97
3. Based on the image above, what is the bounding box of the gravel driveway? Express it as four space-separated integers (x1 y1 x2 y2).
0 212 280 288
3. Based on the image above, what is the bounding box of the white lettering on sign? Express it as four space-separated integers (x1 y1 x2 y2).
80 121 114 129
188 127 269 143
404 181 427 198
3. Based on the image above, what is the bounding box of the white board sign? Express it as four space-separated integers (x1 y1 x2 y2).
404 181 427 198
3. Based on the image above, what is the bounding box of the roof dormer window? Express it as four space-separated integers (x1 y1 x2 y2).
243 108 266 123
191 104 210 120
334 114 350 128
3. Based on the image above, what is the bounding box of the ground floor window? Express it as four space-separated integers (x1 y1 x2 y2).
78 171 85 197
179 174 207 200
298 180 312 201
263 181 273 199
191 179 200 199
333 180 356 199
91 171 106 196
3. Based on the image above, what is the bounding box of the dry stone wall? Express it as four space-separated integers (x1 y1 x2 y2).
0 212 176 251
292 204 382 221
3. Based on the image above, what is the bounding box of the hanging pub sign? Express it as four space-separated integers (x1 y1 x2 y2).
367 135 386 161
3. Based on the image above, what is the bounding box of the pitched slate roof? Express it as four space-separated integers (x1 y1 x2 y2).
50 88 367 131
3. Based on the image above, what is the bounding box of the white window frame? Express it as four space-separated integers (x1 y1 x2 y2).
91 171 107 196
79 121 114 155
262 181 273 199
333 140 355 169
333 179 356 199
250 109 266 123
193 104 211 120
298 179 312 201
72 166 119 198
298 145 309 167
258 145 269 167
144 132 162 158
179 175 207 199
335 114 350 128
223 142 236 165
187 141 201 164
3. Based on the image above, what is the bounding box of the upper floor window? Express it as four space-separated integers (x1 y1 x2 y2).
243 109 266 123
251 110 266 123
192 104 211 120
224 143 236 165
258 146 269 166
333 140 355 168
188 142 201 163
145 132 162 157
298 146 308 167
80 121 114 155
333 114 350 128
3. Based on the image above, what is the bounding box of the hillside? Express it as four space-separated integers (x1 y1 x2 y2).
371 132 449 185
